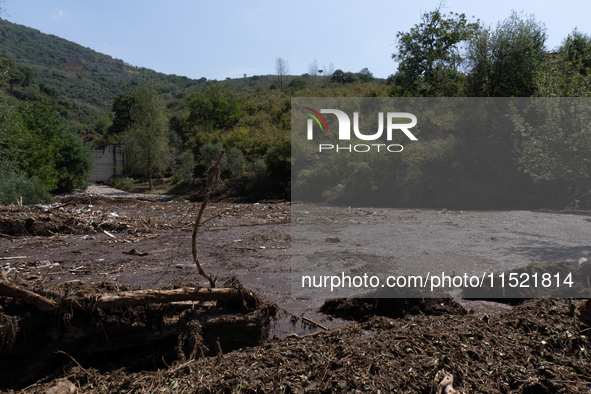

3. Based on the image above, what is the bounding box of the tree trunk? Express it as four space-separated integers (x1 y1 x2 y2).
0 282 57 311
91 287 241 309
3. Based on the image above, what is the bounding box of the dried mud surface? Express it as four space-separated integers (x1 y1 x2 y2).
1 195 591 392
292 204 591 298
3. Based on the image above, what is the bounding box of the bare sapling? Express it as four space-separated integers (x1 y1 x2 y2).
192 148 225 288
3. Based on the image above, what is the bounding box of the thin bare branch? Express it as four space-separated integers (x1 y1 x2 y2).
192 148 225 288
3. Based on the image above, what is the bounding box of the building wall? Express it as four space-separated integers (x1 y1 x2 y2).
89 144 126 183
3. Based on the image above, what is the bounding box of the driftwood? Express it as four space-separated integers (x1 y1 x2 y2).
0 281 57 311
433 369 461 394
1 280 275 388
92 287 241 309
0 283 242 312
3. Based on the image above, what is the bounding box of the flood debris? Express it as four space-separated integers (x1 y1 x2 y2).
3 298 590 393
0 278 276 389
122 248 148 256
433 369 461 394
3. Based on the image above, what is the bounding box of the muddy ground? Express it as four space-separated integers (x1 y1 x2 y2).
0 196 340 336
292 203 591 299
1 194 591 392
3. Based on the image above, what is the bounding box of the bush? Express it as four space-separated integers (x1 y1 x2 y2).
177 150 195 183
108 176 135 192
226 148 246 179
263 138 290 197
38 81 60 97
245 157 269 195
0 172 51 205
196 142 244 175
288 77 308 92
170 172 183 185
198 142 227 169
53 127 94 193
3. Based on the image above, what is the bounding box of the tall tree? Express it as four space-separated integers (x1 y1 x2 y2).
392 4 479 96
465 12 547 97
0 78 25 174
358 67 374 83
308 59 319 82
15 102 93 192
275 57 289 90
515 99 591 198
535 29 591 97
122 85 169 190
107 92 136 137
560 28 591 75
186 85 243 131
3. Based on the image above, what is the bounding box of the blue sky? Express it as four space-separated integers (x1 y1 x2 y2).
3 0 591 80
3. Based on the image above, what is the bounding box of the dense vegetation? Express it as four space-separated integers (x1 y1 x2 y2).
0 18 210 140
1 5 591 208
0 79 93 203
293 9 591 209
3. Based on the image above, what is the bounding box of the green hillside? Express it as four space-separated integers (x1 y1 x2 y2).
2 7 591 209
0 17 207 140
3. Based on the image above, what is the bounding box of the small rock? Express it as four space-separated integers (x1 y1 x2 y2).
325 237 341 243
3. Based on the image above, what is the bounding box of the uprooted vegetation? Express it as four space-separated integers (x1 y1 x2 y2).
0 197 172 237
2 193 591 392
3 298 591 393
0 277 277 389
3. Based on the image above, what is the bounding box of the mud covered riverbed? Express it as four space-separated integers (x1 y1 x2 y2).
292 203 591 298
2 194 591 392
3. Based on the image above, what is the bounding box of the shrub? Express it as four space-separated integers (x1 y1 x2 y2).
288 77 308 92
0 172 51 205
245 157 269 195
53 126 94 193
177 150 196 183
108 176 135 192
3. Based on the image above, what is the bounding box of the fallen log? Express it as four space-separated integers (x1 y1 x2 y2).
0 283 242 312
0 281 57 311
91 287 242 309
0 280 276 389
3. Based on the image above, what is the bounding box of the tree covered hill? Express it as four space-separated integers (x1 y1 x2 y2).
2 7 591 210
0 17 207 140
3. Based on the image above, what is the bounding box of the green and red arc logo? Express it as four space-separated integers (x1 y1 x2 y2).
302 107 329 132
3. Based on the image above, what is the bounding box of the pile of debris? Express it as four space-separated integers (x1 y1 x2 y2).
0 277 276 389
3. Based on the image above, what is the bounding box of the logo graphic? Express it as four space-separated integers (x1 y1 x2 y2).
303 108 418 153
303 107 329 138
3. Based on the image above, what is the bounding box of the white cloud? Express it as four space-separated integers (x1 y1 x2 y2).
52 10 65 20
